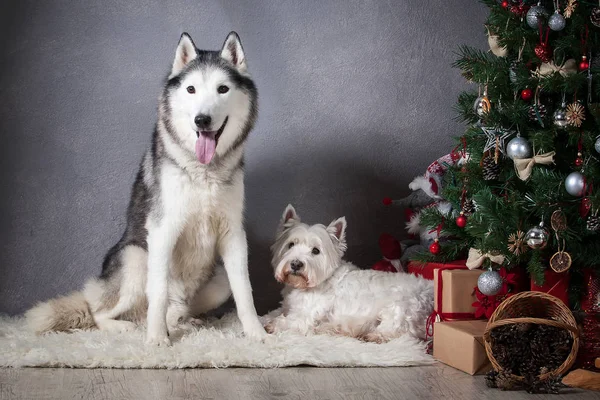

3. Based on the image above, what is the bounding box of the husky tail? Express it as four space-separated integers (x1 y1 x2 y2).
26 292 96 334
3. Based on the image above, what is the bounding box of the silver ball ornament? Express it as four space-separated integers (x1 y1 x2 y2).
526 4 549 29
474 96 490 117
526 222 549 249
477 270 503 296
595 136 600 154
506 137 532 160
553 103 568 129
565 171 585 196
548 11 566 31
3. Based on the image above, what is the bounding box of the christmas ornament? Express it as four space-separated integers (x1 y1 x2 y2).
456 211 467 228
466 248 505 269
529 103 547 126
535 27 552 63
579 55 590 71
535 59 577 77
525 222 549 249
595 136 600 154
548 10 566 31
553 102 568 129
482 127 512 160
482 154 501 180
506 136 532 160
511 2 530 17
591 7 600 27
551 209 568 232
526 3 549 29
564 0 576 18
429 239 440 255
575 152 583 167
513 151 555 181
501 0 509 8
550 250 572 273
576 269 600 370
509 61 519 84
507 230 527 255
520 88 533 101
487 27 508 57
565 171 585 196
587 211 599 232
478 270 503 296
474 94 491 117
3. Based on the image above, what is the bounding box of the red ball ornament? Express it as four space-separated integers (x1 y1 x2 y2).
456 212 468 228
501 0 509 8
520 88 533 101
575 157 584 167
382 197 392 206
579 56 590 71
534 43 552 63
429 239 441 255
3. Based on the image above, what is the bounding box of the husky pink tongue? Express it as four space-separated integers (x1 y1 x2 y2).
195 132 217 164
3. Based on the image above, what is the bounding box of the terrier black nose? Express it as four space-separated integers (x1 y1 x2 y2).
194 114 212 129
290 260 304 272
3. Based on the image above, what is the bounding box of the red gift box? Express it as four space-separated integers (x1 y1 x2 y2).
408 259 467 280
530 269 570 306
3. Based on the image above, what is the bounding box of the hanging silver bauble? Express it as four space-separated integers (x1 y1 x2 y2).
473 96 490 117
553 103 568 129
526 222 549 249
526 3 549 29
565 171 585 196
506 136 532 160
477 270 503 296
548 11 566 31
595 136 600 154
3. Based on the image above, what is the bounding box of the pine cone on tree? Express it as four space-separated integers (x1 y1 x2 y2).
528 104 547 125
587 214 600 231
462 199 476 215
482 155 501 180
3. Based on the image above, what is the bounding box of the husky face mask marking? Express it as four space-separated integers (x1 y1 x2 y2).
165 32 256 165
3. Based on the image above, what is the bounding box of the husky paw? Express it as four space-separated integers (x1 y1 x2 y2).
263 321 276 334
97 319 137 333
145 333 171 347
244 323 268 340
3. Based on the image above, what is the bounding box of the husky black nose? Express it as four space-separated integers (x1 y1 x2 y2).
290 260 304 272
194 114 212 129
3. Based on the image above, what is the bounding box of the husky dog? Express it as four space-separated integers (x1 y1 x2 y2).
266 205 433 342
26 32 267 345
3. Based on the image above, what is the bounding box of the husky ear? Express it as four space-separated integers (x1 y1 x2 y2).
327 217 347 250
220 31 247 72
171 33 198 78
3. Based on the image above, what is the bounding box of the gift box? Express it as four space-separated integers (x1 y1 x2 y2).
531 269 570 306
408 259 467 280
434 267 484 320
433 320 492 375
433 321 492 375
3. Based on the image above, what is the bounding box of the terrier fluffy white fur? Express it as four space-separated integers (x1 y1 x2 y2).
266 205 434 343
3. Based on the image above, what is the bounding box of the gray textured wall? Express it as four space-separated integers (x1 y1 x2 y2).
0 1 488 315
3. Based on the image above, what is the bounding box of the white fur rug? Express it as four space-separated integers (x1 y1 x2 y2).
0 312 433 369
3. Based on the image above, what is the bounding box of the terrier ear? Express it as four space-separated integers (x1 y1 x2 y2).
282 204 300 224
220 31 247 72
171 33 198 78
327 217 347 250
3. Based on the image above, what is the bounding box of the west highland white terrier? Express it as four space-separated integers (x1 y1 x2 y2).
266 205 434 342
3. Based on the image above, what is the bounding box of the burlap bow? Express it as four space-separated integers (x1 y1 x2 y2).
466 248 505 270
514 151 555 181
534 59 577 77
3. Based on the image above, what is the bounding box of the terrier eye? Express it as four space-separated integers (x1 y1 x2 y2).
288 242 295 249
186 86 195 94
217 85 229 94
312 248 320 255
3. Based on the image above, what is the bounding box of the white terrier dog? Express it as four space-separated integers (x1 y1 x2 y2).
266 205 434 342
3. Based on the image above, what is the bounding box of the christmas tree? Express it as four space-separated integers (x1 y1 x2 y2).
415 0 600 304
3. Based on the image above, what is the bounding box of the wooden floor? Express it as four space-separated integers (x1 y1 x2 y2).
1 364 599 400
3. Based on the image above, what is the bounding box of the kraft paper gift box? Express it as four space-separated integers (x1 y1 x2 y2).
407 259 467 281
433 267 484 320
433 320 492 375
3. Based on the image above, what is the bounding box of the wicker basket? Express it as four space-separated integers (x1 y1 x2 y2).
483 291 579 381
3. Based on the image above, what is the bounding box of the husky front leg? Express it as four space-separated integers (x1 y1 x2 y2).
219 227 266 339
